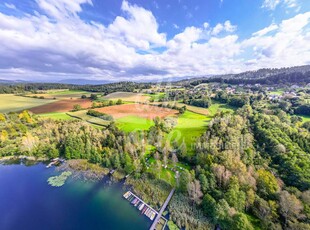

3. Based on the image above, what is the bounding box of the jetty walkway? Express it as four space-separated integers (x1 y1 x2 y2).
149 188 175 230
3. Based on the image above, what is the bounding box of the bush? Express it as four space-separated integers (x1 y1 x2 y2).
86 110 113 121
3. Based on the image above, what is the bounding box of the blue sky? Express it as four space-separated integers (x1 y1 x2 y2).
0 0 309 81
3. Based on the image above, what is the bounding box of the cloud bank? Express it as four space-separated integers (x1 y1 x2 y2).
0 0 309 81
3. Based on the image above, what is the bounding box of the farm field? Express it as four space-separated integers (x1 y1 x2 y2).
38 112 73 120
28 90 92 99
103 92 149 102
94 103 178 119
151 101 210 116
29 98 92 114
67 110 110 127
0 94 55 113
116 116 154 132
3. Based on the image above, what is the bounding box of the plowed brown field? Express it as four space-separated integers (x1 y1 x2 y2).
29 99 92 114
94 104 178 119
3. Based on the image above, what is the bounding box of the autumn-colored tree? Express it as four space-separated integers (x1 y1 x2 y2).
19 110 32 123
0 113 6 122
187 179 203 204
0 130 8 143
21 132 38 154
257 169 280 197
279 191 304 225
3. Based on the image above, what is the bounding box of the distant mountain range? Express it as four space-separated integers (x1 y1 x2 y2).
57 79 114 85
0 79 28 84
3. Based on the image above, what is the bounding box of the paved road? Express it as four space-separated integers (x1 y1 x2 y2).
149 188 175 230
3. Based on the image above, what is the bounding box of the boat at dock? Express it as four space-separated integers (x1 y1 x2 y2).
139 203 145 211
46 158 64 168
122 191 162 222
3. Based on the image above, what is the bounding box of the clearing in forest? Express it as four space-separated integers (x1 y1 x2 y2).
169 111 209 154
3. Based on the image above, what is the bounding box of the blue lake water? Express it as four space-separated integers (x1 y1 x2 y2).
0 163 150 230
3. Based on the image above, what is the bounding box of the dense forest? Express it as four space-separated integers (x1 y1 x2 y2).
0 82 151 94
189 65 310 86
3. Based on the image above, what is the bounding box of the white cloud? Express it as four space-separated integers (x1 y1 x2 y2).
203 22 209 29
108 1 166 49
262 0 300 10
35 0 93 19
243 12 310 68
252 23 278 36
262 0 281 10
211 20 236 35
173 24 179 29
4 3 16 9
284 0 298 8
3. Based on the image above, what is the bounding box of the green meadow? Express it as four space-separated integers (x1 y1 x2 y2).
116 116 154 132
38 112 73 120
169 111 209 153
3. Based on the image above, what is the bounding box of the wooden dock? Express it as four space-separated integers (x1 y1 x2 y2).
149 188 175 230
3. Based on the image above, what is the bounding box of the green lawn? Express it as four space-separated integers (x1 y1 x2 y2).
116 116 154 132
39 112 73 120
0 94 55 113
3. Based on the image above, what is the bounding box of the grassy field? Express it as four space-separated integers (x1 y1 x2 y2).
144 93 166 102
0 94 55 113
269 89 284 95
208 101 235 115
38 112 74 120
168 102 235 155
29 90 92 99
67 110 111 127
300 115 310 123
47 90 89 95
116 115 154 132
